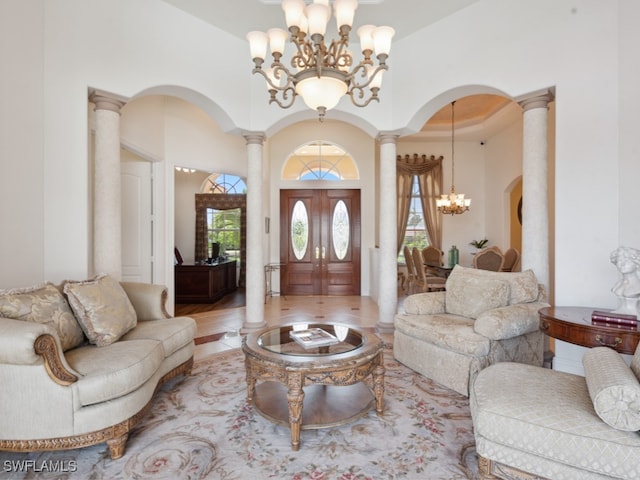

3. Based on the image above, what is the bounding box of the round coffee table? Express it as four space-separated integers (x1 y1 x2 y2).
242 323 385 450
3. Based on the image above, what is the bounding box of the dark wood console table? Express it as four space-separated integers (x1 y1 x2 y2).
539 306 640 355
175 260 237 304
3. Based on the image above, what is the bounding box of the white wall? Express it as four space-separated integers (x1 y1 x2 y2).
0 1 45 288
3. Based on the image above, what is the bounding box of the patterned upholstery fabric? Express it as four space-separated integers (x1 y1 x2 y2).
402 291 446 315
63 274 137 347
65 339 164 406
395 313 490 356
583 347 640 431
471 348 640 480
475 302 543 340
445 273 509 319
394 266 547 396
0 283 85 351
449 265 540 305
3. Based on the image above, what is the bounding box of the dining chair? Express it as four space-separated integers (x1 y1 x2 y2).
412 247 446 292
410 247 428 293
403 246 417 294
473 247 505 272
422 245 448 289
422 245 444 267
501 248 520 272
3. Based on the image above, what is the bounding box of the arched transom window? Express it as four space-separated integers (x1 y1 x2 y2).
282 141 359 181
202 173 247 194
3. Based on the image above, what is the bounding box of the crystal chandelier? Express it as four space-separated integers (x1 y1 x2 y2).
247 0 395 120
437 101 471 215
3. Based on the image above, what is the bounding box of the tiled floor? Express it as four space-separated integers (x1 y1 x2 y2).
190 295 399 361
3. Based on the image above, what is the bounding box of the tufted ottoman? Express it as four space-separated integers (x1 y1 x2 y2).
470 345 640 480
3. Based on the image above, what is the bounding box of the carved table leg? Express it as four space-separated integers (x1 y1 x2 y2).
286 373 305 451
372 359 385 415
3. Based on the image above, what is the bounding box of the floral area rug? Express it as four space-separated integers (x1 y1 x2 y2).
1 346 480 479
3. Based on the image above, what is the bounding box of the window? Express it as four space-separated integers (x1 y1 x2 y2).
207 208 241 261
203 173 246 194
282 141 359 180
399 176 429 262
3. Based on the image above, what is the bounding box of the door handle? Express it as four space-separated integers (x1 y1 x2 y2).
315 247 320 259
321 246 326 259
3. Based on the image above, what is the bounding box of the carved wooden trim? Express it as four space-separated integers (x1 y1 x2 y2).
478 454 549 480
0 356 193 459
160 288 170 318
34 334 78 385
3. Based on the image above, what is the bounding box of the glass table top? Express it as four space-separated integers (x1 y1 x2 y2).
258 323 364 357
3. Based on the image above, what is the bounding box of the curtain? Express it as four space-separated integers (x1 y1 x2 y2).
195 193 247 287
397 154 444 251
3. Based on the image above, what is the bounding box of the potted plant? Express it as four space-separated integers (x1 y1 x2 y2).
470 239 489 250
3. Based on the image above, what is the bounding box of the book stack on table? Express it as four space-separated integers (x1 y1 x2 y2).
289 328 340 349
591 310 638 330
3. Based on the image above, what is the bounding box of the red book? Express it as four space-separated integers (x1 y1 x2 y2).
591 310 638 327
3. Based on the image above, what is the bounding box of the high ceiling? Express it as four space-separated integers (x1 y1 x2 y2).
161 0 480 41
161 0 518 140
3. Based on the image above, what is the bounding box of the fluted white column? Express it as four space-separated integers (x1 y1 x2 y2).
519 92 554 292
243 133 267 331
89 91 125 279
377 133 399 331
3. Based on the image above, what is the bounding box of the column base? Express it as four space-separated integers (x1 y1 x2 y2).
375 321 395 333
241 321 268 334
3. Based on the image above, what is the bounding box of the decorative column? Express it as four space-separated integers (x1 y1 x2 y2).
243 132 267 331
377 133 399 331
519 91 554 293
89 91 126 279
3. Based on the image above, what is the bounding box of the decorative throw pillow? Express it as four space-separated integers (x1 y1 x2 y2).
445 271 509 319
449 265 539 305
583 346 640 431
0 283 85 351
63 274 137 347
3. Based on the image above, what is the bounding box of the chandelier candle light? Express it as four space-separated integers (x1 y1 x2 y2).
437 101 471 215
247 0 395 120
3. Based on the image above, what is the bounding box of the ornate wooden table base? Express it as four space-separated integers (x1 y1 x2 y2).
243 324 385 450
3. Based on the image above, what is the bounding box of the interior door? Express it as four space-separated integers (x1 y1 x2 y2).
280 189 360 296
121 158 153 283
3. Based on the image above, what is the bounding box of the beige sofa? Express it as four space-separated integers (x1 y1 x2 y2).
394 265 548 396
0 274 196 459
471 344 640 479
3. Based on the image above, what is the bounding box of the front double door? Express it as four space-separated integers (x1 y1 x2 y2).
280 189 361 296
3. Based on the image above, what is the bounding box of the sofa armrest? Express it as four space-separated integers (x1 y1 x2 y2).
474 301 550 340
403 291 446 315
120 281 170 321
0 317 78 385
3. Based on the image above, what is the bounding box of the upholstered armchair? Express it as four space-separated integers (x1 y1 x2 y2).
394 265 548 396
471 344 640 479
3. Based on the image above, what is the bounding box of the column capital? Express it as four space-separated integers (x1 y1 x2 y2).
518 90 555 112
243 132 266 145
377 132 400 144
89 90 126 114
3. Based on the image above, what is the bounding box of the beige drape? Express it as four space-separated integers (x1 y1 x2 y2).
396 154 444 251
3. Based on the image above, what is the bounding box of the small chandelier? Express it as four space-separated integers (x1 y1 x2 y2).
437 101 471 215
247 0 395 120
